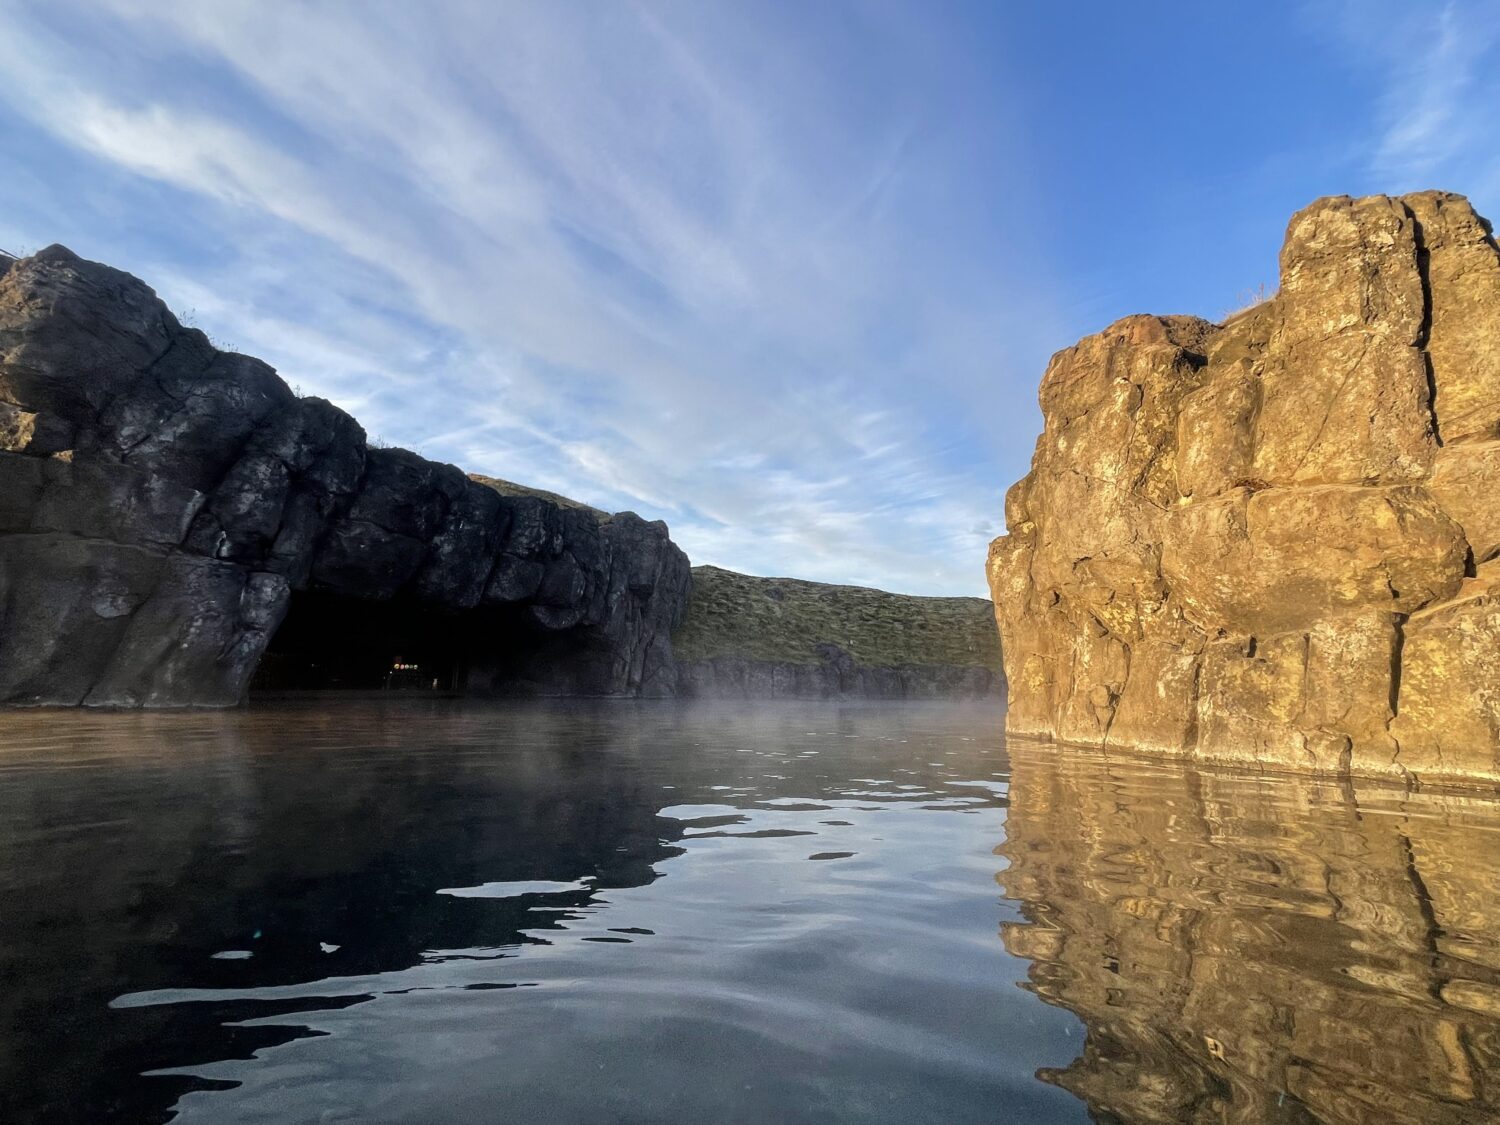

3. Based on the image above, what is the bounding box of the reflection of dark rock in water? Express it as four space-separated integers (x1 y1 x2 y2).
0 702 693 1123
998 743 1500 1124
0 701 1020 1124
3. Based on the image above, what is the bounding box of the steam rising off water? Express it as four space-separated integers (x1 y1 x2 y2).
3 701 1499 1123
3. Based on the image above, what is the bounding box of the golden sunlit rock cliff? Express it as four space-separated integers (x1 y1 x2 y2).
988 191 1500 784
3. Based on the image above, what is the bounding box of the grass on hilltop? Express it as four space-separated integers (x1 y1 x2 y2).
673 565 1002 670
469 474 609 520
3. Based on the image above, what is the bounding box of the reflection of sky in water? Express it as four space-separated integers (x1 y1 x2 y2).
0 701 1081 1124
114 742 1065 1121
11 700 1498 1123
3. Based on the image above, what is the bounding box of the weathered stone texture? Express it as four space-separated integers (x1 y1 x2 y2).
988 190 1500 784
0 245 691 706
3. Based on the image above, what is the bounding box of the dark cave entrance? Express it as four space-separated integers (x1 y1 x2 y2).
248 590 605 696
250 590 470 693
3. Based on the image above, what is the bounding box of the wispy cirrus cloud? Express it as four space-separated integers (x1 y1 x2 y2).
1308 0 1500 200
15 3 1486 598
0 0 1059 595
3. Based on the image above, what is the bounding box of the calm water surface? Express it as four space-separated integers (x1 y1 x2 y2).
2 701 1500 1124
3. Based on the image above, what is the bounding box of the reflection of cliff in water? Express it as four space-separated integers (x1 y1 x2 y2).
998 744 1500 1125
0 703 689 1123
1 701 1016 1124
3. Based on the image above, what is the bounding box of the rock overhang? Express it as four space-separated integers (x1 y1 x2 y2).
0 244 692 706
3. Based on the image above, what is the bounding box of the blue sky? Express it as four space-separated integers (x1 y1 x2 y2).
1 1 1497 596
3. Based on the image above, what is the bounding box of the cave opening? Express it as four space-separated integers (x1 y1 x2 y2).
250 590 471 693
248 590 605 697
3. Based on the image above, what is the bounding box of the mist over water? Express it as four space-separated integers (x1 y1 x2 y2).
2 701 1499 1123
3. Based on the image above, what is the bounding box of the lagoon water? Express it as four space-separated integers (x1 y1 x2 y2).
3 701 1500 1123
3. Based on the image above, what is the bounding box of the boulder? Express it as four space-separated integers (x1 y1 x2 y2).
988 191 1500 784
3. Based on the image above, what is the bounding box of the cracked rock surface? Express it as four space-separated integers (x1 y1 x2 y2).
0 245 690 706
987 191 1500 784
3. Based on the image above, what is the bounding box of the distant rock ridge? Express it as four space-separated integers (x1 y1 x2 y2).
0 244 690 705
674 565 1003 699
988 190 1500 785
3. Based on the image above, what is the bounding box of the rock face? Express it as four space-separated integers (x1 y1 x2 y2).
674 565 1003 699
0 245 690 706
988 191 1500 785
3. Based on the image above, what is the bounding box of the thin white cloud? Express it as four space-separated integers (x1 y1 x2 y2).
0 0 1058 595
1311 0 1500 203
1372 4 1497 186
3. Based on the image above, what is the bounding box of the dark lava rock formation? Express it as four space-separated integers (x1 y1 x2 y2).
673 565 1003 699
0 245 690 706
988 191 1500 784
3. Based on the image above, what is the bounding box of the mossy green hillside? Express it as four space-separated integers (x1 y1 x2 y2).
673 565 1001 669
469 474 608 520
